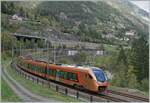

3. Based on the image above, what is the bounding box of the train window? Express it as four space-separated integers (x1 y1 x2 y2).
32 65 34 70
36 66 39 72
30 65 33 70
36 66 38 72
29 64 32 70
30 64 33 70
63 72 68 79
34 66 36 71
57 71 60 77
50 69 53 75
47 69 50 75
68 73 77 81
67 73 72 80
51 70 54 76
39 67 41 72
72 73 77 80
58 71 63 78
61 71 65 78
41 68 44 73
39 67 42 73
52 70 56 76
54 70 56 76
88 74 93 79
48 69 51 75
40 67 42 73
28 64 31 69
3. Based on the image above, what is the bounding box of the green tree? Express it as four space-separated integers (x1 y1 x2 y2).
126 65 138 89
1 1 15 14
1 32 16 51
19 7 25 17
117 45 128 68
129 35 149 81
37 39 45 48
111 66 128 87
1 13 9 29
74 52 87 64
41 17 50 26
138 78 149 92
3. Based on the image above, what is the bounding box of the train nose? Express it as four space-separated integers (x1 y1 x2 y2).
98 86 107 93
97 81 109 86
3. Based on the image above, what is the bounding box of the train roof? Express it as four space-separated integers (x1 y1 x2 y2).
22 58 103 72
57 64 103 71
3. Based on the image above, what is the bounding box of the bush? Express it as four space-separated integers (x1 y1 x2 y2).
111 68 128 87
2 51 11 60
138 78 149 92
58 58 71 64
110 61 132 87
74 52 87 64
126 65 138 89
1 32 17 50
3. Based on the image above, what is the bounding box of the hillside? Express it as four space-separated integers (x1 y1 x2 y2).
1 1 149 45
104 0 149 24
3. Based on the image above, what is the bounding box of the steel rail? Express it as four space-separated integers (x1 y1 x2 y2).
108 90 149 102
1 67 47 102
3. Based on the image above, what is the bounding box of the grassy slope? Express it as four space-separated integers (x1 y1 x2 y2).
3 57 81 102
1 78 21 102
1 58 21 102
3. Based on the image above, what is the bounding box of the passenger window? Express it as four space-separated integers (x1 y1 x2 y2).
72 73 77 80
64 72 68 79
53 70 56 76
48 69 50 74
50 69 53 75
68 73 77 81
60 71 64 78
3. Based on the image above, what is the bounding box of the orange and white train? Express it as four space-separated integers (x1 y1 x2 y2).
17 56 109 93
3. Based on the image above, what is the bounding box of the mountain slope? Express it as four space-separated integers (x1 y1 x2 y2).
1 1 149 45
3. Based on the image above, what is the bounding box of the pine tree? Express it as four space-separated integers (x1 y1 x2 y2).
129 35 149 82
126 65 138 89
116 45 128 68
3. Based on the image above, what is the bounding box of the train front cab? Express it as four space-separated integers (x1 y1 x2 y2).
92 68 109 93
79 68 108 93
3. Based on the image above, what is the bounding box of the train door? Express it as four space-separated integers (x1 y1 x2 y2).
45 64 48 79
56 69 60 81
79 72 88 89
84 73 94 89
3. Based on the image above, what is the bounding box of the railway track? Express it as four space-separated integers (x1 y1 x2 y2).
108 90 149 102
2 62 55 102
11 59 149 102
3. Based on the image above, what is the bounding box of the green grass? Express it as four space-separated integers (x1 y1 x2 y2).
1 57 21 102
1 78 21 102
104 44 118 53
3 57 81 102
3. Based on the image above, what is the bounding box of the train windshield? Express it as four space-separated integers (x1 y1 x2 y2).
92 68 107 82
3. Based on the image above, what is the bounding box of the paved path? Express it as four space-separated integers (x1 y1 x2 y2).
2 62 57 102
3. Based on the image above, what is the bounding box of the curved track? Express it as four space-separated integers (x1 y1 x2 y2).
2 62 56 102
12 59 148 102
108 90 149 102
